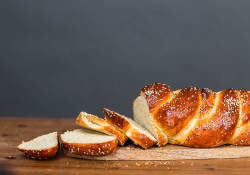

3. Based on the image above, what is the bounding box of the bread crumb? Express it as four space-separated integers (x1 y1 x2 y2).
135 163 141 166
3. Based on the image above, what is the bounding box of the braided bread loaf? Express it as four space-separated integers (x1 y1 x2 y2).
133 83 250 148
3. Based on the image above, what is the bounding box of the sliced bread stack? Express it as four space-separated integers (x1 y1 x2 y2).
76 109 157 149
75 112 128 146
103 108 157 149
18 108 159 160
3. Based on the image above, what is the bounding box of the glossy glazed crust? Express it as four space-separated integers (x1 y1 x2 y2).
18 135 59 160
141 83 250 148
104 108 130 132
126 127 156 149
61 137 118 155
239 90 250 125
153 87 202 137
104 108 156 149
152 123 168 147
181 89 239 147
76 112 128 146
200 88 217 116
228 126 250 145
18 145 58 160
101 126 128 146
140 83 173 113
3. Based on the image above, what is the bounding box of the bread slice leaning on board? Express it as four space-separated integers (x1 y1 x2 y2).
76 111 128 146
18 132 58 160
133 83 250 148
61 129 118 155
104 108 157 149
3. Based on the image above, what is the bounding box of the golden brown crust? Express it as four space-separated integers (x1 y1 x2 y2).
102 126 128 146
104 108 156 149
227 90 250 145
126 127 156 149
182 89 239 147
200 88 217 116
104 108 130 132
141 83 173 113
18 134 59 160
138 83 250 148
239 90 250 125
152 123 168 147
61 138 118 155
229 126 250 145
76 112 128 146
154 87 202 137
18 145 58 160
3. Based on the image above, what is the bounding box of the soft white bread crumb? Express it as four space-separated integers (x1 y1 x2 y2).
61 129 117 143
18 132 58 150
133 95 168 146
133 96 158 139
18 132 59 160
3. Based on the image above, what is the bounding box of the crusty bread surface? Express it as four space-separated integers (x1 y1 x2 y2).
134 83 250 148
104 108 156 149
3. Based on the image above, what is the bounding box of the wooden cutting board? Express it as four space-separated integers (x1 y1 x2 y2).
2 117 250 175
63 143 250 160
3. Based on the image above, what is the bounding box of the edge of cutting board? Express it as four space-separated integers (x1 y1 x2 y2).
62 144 250 160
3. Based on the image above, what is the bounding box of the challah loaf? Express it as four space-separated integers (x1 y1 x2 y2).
133 83 250 148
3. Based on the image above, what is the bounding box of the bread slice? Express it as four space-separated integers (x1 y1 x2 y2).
103 108 157 149
76 112 128 146
18 132 58 160
61 129 118 155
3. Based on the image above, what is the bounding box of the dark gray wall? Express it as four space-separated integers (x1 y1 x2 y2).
1 1 250 118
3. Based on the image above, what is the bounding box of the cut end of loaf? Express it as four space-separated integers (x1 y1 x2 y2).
18 132 58 160
133 95 168 147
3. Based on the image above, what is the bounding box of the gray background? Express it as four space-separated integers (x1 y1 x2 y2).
1 1 250 118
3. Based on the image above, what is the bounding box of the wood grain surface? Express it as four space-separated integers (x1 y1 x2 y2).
63 144 250 160
1 117 250 175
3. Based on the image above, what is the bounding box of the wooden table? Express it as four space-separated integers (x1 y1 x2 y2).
1 117 250 175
